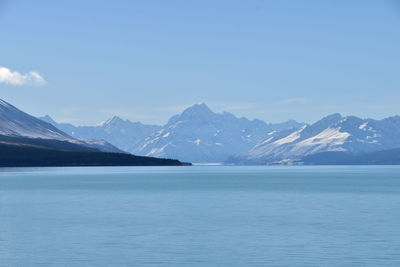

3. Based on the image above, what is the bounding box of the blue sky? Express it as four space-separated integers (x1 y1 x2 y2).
1 0 399 125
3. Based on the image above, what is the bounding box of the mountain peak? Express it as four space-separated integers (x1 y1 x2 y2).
323 113 342 119
101 116 125 126
179 103 215 120
40 115 57 125
190 102 211 110
315 113 343 125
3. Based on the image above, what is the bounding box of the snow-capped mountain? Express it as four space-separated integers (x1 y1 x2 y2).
40 115 161 152
37 101 400 165
133 103 304 163
0 99 71 140
0 98 121 152
231 113 400 164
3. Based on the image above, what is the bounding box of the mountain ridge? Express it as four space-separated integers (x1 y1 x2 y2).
132 103 305 163
39 102 400 165
0 98 189 166
228 113 400 164
42 103 305 163
40 115 161 153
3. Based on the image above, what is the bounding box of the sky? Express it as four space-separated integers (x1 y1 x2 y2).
1 0 400 125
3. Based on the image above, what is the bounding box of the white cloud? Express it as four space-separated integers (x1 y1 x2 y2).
0 66 46 86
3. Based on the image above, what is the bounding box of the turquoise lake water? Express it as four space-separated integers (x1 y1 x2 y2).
1 166 400 266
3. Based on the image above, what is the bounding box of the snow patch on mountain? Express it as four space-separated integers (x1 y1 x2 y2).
230 113 400 164
133 103 305 163
273 127 304 145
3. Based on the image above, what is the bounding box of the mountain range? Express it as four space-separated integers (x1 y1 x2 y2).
40 115 160 152
42 103 305 163
1 96 397 165
132 103 304 162
228 113 400 164
0 98 125 153
41 103 400 165
0 98 187 166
